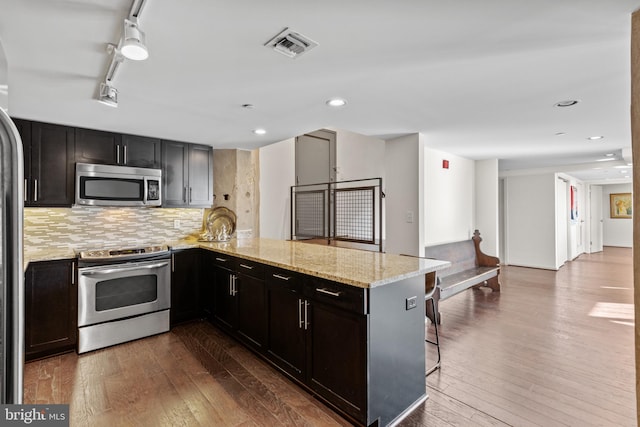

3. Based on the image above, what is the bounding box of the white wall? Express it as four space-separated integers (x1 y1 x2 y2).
475 159 499 256
259 138 295 240
504 173 558 269
385 134 424 256
602 183 633 247
424 147 475 246
333 128 386 181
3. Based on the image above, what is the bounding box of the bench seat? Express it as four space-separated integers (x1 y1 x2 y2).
424 230 500 323
438 266 499 300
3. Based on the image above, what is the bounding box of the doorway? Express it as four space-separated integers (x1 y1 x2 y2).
295 129 336 185
589 185 604 253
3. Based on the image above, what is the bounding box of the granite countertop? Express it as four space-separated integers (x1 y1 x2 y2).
24 248 77 271
23 237 450 288
195 238 450 289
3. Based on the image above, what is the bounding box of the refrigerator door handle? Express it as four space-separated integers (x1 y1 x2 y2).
0 108 25 404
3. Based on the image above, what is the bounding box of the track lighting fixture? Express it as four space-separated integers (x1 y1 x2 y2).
122 18 148 61
98 82 118 107
94 0 149 105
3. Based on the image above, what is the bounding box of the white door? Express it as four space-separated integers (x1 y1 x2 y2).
295 130 336 185
556 178 568 268
294 130 336 238
590 185 604 253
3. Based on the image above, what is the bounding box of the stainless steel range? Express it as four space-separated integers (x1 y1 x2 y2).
77 244 171 354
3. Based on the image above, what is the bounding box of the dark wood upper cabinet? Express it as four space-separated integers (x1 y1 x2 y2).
75 127 121 165
162 140 213 207
188 144 214 206
121 134 162 168
25 259 77 361
14 119 75 207
75 129 161 168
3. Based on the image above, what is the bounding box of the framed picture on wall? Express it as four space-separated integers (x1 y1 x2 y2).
610 193 632 219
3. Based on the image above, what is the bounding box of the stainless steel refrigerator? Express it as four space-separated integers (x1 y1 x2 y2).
0 65 24 403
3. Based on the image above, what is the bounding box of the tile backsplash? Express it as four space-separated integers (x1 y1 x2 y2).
24 207 204 253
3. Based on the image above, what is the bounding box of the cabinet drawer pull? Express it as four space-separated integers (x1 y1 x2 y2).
316 288 341 297
215 257 228 262
33 179 38 202
272 274 291 281
24 179 27 202
239 264 254 270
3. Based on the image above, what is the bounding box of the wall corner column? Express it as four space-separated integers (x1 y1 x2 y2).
630 10 640 425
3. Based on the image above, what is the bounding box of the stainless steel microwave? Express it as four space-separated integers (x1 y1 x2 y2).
75 163 162 207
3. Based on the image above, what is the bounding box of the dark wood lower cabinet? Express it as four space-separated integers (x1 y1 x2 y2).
236 272 267 349
25 259 77 361
203 249 427 427
307 301 367 420
265 270 306 381
170 249 202 326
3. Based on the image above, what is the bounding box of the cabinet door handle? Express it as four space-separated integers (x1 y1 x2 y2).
272 274 291 281
230 275 237 296
123 145 127 164
189 187 193 203
316 288 341 297
23 179 27 202
183 187 187 203
71 261 75 285
298 299 304 329
116 145 120 164
33 179 38 202
304 300 310 330
171 254 175 272
239 264 254 270
215 257 228 262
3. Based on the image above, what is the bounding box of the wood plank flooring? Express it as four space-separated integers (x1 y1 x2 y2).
25 247 636 426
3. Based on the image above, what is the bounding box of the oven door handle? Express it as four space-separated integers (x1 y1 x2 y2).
80 261 170 276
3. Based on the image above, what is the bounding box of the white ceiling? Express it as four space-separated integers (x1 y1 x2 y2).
0 0 638 183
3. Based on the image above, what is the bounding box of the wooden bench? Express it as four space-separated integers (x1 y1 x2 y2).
424 230 500 323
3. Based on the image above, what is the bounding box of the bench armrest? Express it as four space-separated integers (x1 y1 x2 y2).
472 230 500 267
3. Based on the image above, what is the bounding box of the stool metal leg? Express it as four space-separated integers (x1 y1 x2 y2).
425 296 441 376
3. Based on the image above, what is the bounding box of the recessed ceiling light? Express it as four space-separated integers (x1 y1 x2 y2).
242 104 255 109
554 100 579 107
605 153 615 157
326 98 347 107
555 132 566 136
587 136 604 140
253 128 267 135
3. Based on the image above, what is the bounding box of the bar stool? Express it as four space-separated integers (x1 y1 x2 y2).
425 273 441 376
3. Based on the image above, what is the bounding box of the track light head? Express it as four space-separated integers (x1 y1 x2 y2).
122 19 148 61
98 82 118 107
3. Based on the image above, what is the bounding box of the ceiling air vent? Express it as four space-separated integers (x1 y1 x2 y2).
264 28 318 59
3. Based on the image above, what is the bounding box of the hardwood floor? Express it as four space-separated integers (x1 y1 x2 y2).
24 247 635 426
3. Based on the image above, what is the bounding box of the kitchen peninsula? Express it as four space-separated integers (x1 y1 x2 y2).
190 238 450 426
24 237 449 427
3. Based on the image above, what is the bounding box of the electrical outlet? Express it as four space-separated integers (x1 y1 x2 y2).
406 296 417 310
173 219 181 229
